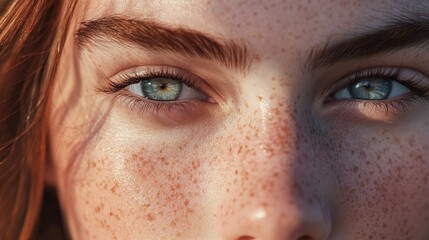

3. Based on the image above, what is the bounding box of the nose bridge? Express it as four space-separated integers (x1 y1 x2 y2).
254 79 301 158
218 94 330 240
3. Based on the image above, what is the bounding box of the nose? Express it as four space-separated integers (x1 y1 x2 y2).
215 81 331 240
218 123 331 239
224 199 330 240
220 188 331 240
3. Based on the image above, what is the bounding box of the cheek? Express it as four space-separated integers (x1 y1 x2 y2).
53 123 213 239
332 129 429 238
119 144 210 238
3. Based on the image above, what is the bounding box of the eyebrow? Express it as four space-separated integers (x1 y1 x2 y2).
309 16 429 70
76 17 253 72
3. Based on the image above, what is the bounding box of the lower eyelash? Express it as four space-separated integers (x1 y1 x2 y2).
114 92 196 116
331 93 425 116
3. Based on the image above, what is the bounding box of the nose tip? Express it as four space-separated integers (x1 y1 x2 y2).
223 200 331 240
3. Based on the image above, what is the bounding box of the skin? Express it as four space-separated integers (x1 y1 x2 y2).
49 0 429 239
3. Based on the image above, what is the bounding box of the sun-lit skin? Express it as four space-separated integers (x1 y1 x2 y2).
48 0 429 239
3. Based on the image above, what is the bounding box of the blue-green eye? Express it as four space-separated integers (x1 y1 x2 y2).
128 77 206 101
334 78 411 100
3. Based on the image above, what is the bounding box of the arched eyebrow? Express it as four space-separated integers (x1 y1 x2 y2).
75 17 254 73
308 16 429 70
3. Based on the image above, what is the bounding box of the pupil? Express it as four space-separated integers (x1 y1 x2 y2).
159 83 167 90
362 82 371 89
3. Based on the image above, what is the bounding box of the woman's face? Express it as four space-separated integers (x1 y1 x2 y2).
49 0 429 239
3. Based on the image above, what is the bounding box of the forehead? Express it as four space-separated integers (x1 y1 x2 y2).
79 0 416 23
76 0 424 50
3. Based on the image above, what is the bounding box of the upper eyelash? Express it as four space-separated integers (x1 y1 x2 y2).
100 67 203 95
350 67 401 82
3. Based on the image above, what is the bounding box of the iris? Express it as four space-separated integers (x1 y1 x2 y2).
348 78 392 100
141 78 183 101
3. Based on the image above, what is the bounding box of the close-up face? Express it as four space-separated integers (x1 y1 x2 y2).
48 0 429 239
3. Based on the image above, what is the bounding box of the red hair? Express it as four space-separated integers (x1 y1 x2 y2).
0 0 76 239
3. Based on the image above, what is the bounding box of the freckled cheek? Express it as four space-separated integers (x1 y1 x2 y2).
333 137 429 235
337 147 429 200
66 144 211 239
68 158 128 238
115 141 217 237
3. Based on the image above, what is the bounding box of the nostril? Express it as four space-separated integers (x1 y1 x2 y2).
237 236 255 240
297 235 313 240
237 235 313 240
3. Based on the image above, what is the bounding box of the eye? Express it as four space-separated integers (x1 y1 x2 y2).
324 67 429 118
127 77 207 101
333 77 411 100
100 66 217 125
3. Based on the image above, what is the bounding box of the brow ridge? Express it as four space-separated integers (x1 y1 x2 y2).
76 17 253 72
309 16 429 70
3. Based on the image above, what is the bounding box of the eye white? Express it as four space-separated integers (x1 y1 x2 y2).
388 81 411 98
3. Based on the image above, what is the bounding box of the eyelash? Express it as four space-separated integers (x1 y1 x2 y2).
101 67 212 115
103 67 202 94
327 67 429 114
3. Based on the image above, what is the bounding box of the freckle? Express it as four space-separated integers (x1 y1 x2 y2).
110 181 119 194
95 206 101 213
159 157 169 166
146 213 156 222
87 161 96 168
237 145 243 154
